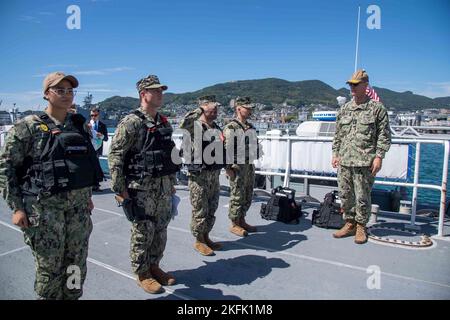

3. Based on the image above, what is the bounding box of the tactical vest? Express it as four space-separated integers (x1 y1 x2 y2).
124 111 180 181
185 122 226 173
260 186 302 224
20 113 104 197
311 191 345 229
229 119 261 165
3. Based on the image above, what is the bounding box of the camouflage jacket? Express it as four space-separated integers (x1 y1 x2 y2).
108 107 176 193
179 107 223 164
223 118 262 170
332 99 391 167
0 113 92 211
179 107 204 136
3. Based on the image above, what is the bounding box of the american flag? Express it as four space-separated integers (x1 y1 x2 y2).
366 85 380 102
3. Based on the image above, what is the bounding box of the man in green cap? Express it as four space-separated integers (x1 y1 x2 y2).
332 69 391 244
179 95 225 256
223 97 262 237
108 74 180 294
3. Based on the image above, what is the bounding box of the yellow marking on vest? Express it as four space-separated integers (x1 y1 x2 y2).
39 124 49 132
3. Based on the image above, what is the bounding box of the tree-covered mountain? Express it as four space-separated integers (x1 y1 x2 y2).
97 78 450 111
97 96 139 111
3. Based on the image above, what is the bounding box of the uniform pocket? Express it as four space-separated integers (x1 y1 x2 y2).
161 176 173 197
23 195 40 227
357 114 375 135
131 189 156 220
339 116 353 134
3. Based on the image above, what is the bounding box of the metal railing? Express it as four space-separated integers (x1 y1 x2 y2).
254 135 449 238
390 125 450 138
106 132 449 236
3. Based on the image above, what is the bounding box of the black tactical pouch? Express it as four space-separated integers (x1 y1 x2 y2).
115 195 150 223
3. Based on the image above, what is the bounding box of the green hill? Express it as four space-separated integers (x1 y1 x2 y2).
97 96 139 111
97 78 450 111
162 78 342 106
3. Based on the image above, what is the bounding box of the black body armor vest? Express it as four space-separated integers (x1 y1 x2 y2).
185 122 226 173
20 113 104 196
124 111 181 181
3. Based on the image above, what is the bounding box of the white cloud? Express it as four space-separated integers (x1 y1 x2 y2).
45 64 79 68
73 67 134 76
0 92 44 111
416 82 450 98
32 67 133 78
80 83 110 88
32 73 49 78
19 15 41 24
77 88 118 94
0 91 42 97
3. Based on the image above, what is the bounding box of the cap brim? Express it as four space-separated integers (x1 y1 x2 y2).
60 75 79 88
346 79 362 84
146 84 168 91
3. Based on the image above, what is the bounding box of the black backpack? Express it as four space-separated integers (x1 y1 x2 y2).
260 186 302 224
312 191 345 229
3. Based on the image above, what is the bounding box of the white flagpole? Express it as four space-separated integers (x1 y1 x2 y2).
354 6 361 72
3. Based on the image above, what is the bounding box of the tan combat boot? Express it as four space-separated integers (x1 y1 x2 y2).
150 264 176 286
239 216 257 233
355 223 368 244
204 233 222 250
333 220 356 238
194 234 214 256
229 219 248 237
136 270 163 294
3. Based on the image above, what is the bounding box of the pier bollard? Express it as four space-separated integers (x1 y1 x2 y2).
369 204 380 225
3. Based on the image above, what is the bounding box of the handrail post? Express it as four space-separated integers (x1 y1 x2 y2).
304 178 309 196
406 142 421 230
438 140 449 237
283 137 292 188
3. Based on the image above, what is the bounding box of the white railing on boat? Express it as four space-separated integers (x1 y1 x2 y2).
252 135 449 238
103 132 449 237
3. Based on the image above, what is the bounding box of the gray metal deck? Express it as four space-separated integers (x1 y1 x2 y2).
1 179 450 300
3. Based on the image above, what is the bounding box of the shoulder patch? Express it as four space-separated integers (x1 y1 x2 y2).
120 113 142 133
14 115 42 138
39 123 49 132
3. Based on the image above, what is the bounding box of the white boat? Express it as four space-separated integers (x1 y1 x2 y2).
312 111 338 121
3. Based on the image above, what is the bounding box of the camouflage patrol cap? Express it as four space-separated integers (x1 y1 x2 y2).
197 95 217 105
136 75 168 92
43 71 79 93
235 96 253 108
346 69 369 84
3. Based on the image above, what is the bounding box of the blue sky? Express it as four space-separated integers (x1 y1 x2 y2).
0 0 449 110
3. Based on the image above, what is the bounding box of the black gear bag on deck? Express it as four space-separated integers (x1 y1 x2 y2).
311 191 345 229
260 186 302 224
